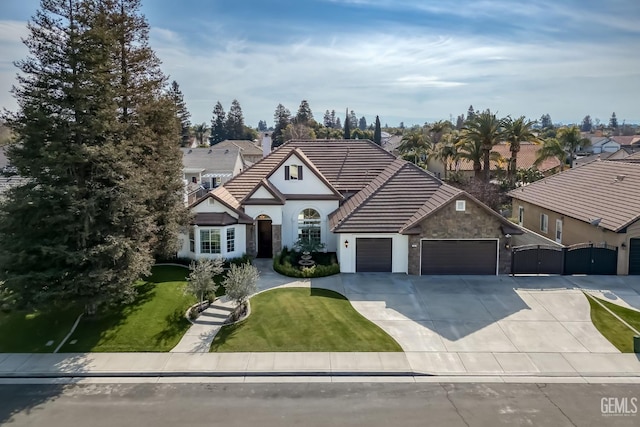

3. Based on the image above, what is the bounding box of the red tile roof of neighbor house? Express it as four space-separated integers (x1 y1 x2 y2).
508 160 640 232
453 143 562 173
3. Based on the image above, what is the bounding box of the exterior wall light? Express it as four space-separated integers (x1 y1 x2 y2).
344 240 349 248
504 233 512 250
620 242 627 250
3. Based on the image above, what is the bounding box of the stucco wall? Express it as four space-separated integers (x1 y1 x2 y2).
269 154 335 195
511 198 636 274
408 195 511 275
337 233 409 273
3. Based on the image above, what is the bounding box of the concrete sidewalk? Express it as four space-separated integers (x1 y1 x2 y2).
1 351 638 380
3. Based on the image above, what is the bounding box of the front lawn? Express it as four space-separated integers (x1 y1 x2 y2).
210 287 402 352
0 306 83 353
59 266 196 352
586 293 640 353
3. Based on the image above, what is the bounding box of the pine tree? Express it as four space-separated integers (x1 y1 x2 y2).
323 110 332 128
540 113 553 129
257 120 267 131
358 116 367 130
456 114 465 130
0 0 185 309
335 117 342 130
295 100 313 125
209 101 226 145
330 110 336 128
349 110 358 130
373 116 382 145
580 115 593 132
343 109 351 139
272 103 291 147
168 80 191 146
225 99 245 139
609 112 618 129
466 105 476 122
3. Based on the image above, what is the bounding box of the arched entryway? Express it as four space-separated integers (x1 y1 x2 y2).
256 214 273 258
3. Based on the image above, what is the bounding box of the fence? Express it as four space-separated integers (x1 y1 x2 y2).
511 242 618 275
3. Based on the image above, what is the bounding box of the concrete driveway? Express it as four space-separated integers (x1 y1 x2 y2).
327 274 640 354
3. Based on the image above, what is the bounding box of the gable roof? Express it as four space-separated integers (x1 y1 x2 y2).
508 160 640 232
222 139 397 201
330 160 450 233
180 147 241 174
241 178 286 205
189 186 253 223
265 147 343 200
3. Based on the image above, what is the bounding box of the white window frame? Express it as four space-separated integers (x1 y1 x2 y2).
226 227 235 253
540 213 548 233
555 219 563 244
289 164 299 180
455 200 466 212
200 229 221 254
297 208 321 244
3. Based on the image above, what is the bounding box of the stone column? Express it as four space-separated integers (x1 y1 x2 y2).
272 224 282 256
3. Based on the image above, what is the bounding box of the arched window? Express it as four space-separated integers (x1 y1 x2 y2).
298 209 321 244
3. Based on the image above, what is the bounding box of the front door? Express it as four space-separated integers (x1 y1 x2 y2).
555 219 563 244
257 219 273 258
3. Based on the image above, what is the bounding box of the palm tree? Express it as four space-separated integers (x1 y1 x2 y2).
456 137 483 179
556 125 590 168
534 138 566 169
503 116 541 185
397 130 432 167
534 126 591 170
430 130 460 180
463 110 504 182
194 122 209 146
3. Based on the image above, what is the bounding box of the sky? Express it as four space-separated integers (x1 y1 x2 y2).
1 0 639 128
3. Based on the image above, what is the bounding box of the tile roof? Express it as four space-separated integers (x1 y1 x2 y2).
330 160 448 233
191 212 241 226
180 147 240 174
508 160 640 232
213 139 263 156
223 139 397 201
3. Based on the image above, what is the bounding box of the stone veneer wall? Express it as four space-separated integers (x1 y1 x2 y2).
407 195 511 275
272 224 282 256
246 224 256 257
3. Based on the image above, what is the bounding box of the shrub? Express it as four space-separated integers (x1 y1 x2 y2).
223 263 259 320
185 258 224 306
273 250 340 278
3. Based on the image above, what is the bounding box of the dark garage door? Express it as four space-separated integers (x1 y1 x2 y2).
421 240 498 275
356 238 392 272
630 239 640 275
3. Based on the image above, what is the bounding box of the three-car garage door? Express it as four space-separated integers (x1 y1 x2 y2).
629 238 640 275
356 238 392 272
421 240 498 275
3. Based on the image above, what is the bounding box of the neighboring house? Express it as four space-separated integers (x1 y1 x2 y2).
573 151 614 168
611 135 640 146
181 147 244 189
584 136 621 154
212 139 263 165
177 139 532 275
509 160 640 275
427 142 562 179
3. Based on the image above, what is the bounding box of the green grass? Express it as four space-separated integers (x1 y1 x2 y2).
210 287 402 352
586 294 640 353
59 266 196 352
0 306 83 353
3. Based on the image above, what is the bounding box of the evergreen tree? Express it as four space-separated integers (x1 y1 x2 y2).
0 0 185 309
358 116 367 130
540 113 553 129
466 105 476 122
257 120 267 131
330 110 336 128
580 115 593 132
209 101 226 145
168 80 191 146
323 110 332 128
373 115 382 145
225 99 245 139
349 110 358 130
272 103 291 147
335 117 342 130
295 99 313 125
343 109 351 139
456 114 465 130
609 112 618 129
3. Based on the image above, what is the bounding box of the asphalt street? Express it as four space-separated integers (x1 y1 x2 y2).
0 382 638 426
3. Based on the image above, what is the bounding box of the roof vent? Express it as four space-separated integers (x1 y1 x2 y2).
208 149 212 154
188 149 192 154
615 174 625 182
225 149 229 154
